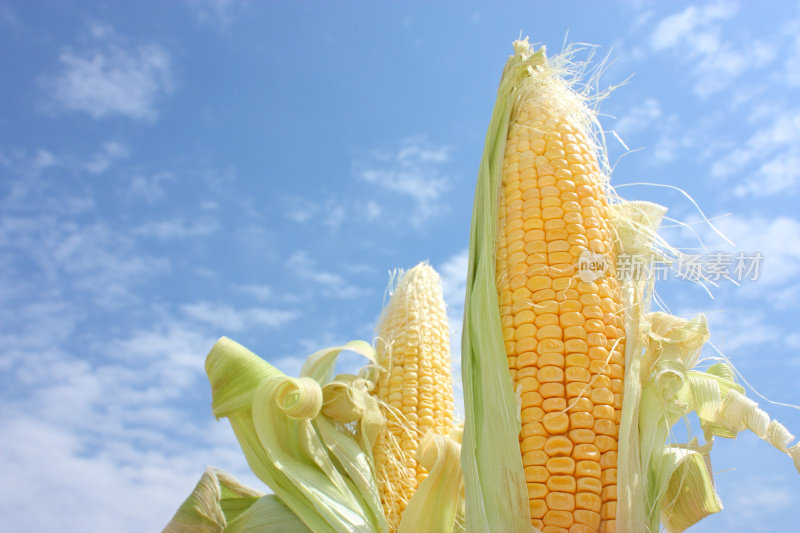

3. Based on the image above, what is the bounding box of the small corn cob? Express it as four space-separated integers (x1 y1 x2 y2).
372 262 455 531
494 44 624 532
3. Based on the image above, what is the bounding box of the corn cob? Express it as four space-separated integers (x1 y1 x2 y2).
494 45 624 533
372 262 455 531
462 42 624 533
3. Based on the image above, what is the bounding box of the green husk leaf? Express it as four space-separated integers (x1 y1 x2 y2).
301 340 377 386
615 275 800 531
461 39 545 533
659 445 723 533
610 201 669 258
224 495 312 533
315 416 388 532
207 337 284 418
205 337 387 533
790 443 800 473
398 432 464 533
163 467 263 533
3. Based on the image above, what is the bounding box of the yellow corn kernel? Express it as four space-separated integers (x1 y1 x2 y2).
373 263 454 530
497 45 625 531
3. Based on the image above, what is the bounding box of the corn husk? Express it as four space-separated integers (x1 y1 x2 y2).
203 337 388 533
163 467 265 533
460 40 545 533
175 332 465 533
398 429 464 533
463 38 800 533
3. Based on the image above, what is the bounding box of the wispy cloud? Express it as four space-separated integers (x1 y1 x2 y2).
1 141 130 181
132 217 218 240
784 32 800 87
436 249 468 415
614 98 663 138
284 196 346 230
56 222 169 307
0 191 255 527
41 22 173 121
286 251 366 299
705 308 782 355
0 147 60 181
355 137 452 227
650 1 776 97
364 200 382 222
713 215 800 297
190 0 240 31
126 172 173 204
235 284 273 302
0 146 263 528
612 98 685 162
181 301 297 332
0 314 254 532
85 141 129 174
709 109 800 197
726 475 796 523
284 197 318 224
650 1 738 52
438 249 468 316
1 213 167 309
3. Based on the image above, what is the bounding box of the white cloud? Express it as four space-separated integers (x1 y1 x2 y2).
284 197 318 224
42 23 173 121
284 196 346 230
31 148 58 172
191 0 239 30
0 213 167 309
735 151 800 197
364 200 381 221
785 35 800 87
0 147 60 180
355 137 452 227
126 172 173 204
612 98 689 162
692 40 775 97
727 475 795 520
181 301 297 332
710 109 800 196
706 308 782 355
236 284 273 302
614 98 663 138
0 224 254 527
436 249 468 416
326 204 346 230
0 160 262 529
0 314 256 532
0 149 178 314
650 1 738 51
286 251 366 299
649 1 776 97
658 213 800 361
715 216 800 291
438 249 468 314
132 217 218 240
688 214 800 311
54 222 168 307
651 119 684 162
85 141 129 174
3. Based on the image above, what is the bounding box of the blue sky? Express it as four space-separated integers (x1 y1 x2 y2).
1 1 799 531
